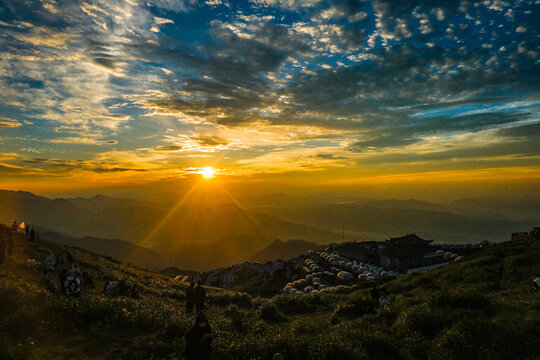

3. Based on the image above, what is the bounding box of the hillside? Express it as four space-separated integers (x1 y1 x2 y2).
1 228 539 359
38 230 183 272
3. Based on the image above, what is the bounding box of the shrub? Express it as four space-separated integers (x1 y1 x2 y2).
257 301 286 322
430 317 495 360
393 304 455 339
333 299 377 319
208 292 234 306
270 294 317 314
430 290 491 312
231 292 253 307
160 320 190 342
360 331 404 360
291 319 328 335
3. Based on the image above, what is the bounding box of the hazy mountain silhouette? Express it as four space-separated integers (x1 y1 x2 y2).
38 230 181 271
251 202 537 243
450 197 540 221
0 190 339 270
249 239 322 263
1 190 537 269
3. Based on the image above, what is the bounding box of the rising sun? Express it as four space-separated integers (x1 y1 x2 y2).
200 167 215 179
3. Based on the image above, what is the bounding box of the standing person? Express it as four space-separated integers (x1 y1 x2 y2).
66 252 74 269
29 228 36 242
194 281 206 314
59 269 67 295
186 281 195 315
185 311 212 360
25 225 29 236
11 221 18 233
64 270 81 298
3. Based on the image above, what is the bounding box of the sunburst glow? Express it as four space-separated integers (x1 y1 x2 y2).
201 167 216 179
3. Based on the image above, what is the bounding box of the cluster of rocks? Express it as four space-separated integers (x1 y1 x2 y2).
435 249 463 261
282 248 462 295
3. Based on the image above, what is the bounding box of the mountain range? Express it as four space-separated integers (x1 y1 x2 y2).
1 189 537 270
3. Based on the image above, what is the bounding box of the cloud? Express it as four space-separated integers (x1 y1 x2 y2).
348 112 532 151
154 17 174 25
22 157 149 173
92 57 117 71
13 26 72 49
49 137 119 145
134 21 310 126
0 118 22 128
0 0 538 181
154 145 183 151
190 134 230 146
250 0 322 10
205 0 228 6
314 153 349 160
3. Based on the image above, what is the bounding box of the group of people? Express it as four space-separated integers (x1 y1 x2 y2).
104 279 140 298
185 280 207 315
24 224 39 242
183 280 212 360
38 251 92 298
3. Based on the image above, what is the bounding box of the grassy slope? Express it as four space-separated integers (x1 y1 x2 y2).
1 231 539 360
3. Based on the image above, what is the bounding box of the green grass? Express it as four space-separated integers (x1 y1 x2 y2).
1 232 539 359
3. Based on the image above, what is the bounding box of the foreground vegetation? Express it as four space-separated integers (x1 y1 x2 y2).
1 232 539 360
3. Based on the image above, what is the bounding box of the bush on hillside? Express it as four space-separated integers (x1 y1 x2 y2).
393 304 455 339
257 301 286 322
270 294 317 314
332 298 377 319
208 291 253 308
430 290 491 312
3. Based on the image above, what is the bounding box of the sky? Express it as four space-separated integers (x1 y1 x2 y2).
0 0 539 198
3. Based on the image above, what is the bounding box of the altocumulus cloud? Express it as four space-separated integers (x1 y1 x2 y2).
0 0 538 178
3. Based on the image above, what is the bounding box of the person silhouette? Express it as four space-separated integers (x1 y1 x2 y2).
186 281 195 315
194 281 206 314
185 312 212 360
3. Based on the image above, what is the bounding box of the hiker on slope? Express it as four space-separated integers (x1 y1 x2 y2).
185 311 212 360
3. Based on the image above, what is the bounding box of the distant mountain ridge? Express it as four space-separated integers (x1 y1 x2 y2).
38 230 181 271
2 189 538 270
0 189 340 270
249 239 323 263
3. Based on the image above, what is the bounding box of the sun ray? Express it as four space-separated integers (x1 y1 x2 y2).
139 179 202 247
219 186 267 236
